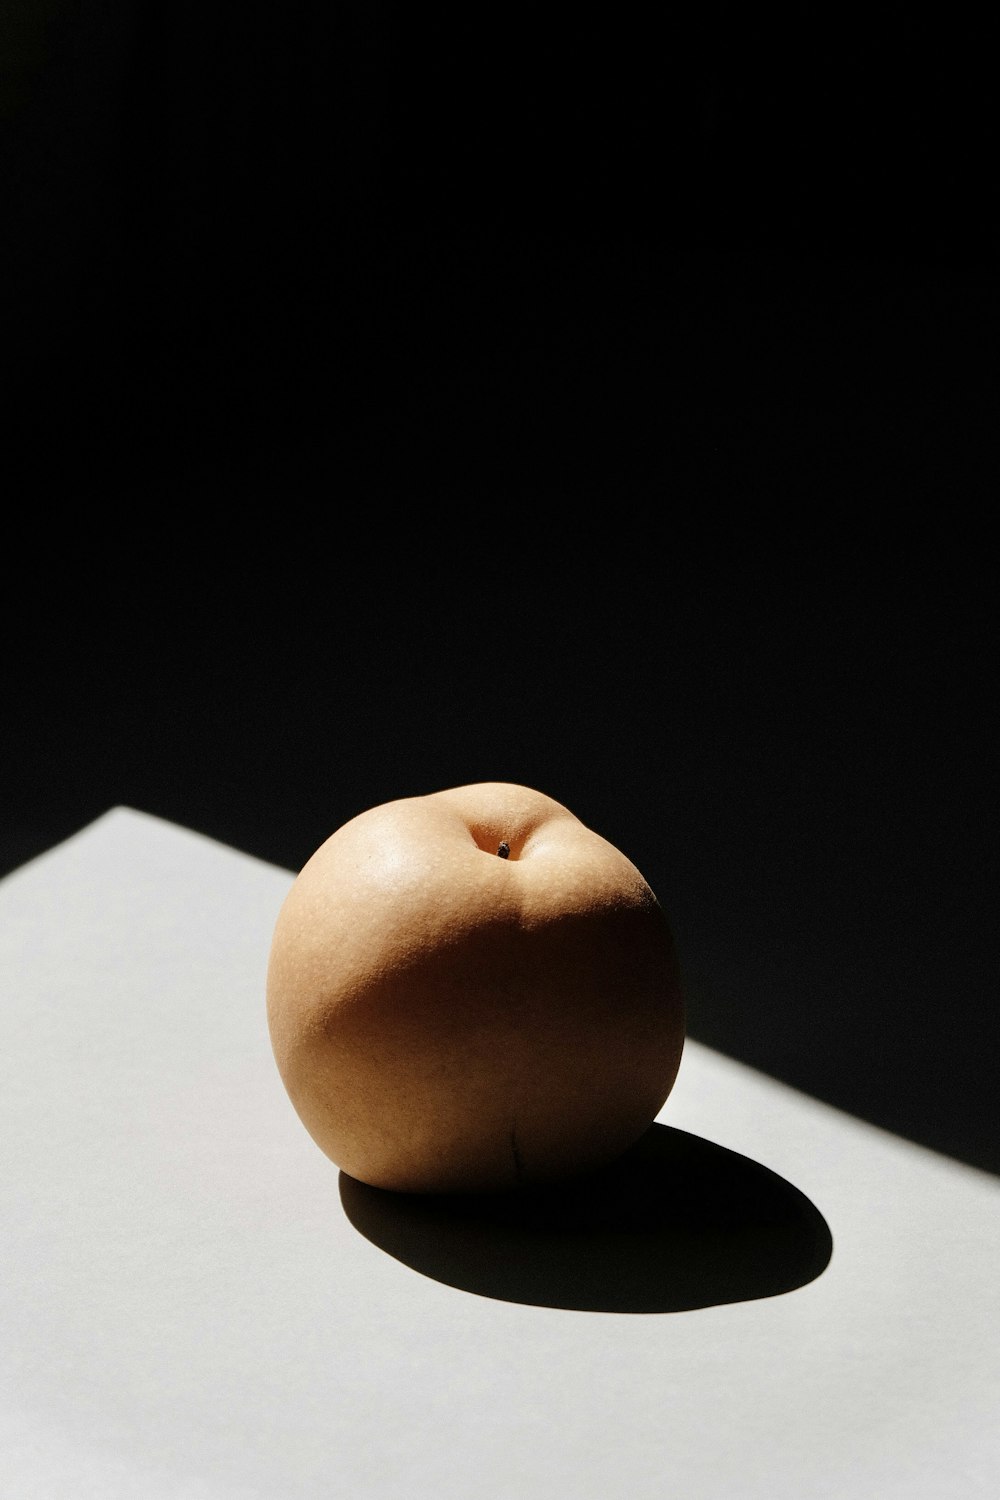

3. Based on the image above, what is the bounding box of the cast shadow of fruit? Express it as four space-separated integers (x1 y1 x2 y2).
338 1123 833 1313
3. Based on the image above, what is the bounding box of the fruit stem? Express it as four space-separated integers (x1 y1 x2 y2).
497 841 510 859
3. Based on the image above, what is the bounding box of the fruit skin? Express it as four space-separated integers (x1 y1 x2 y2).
266 783 685 1194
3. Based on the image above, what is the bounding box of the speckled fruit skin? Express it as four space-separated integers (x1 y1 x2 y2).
266 783 685 1194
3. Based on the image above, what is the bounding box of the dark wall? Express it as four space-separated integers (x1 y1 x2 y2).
6 7 994 482
5 9 996 1175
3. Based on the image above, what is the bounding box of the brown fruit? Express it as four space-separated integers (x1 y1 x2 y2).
266 782 685 1193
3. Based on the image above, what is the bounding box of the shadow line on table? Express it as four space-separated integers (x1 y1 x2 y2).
338 1123 833 1313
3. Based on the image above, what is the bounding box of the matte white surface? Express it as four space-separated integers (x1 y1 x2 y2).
2 809 997 1499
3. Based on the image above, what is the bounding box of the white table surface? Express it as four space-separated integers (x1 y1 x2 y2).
2 808 997 1499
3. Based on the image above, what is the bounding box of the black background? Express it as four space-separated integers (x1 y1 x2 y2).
4 8 996 1173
